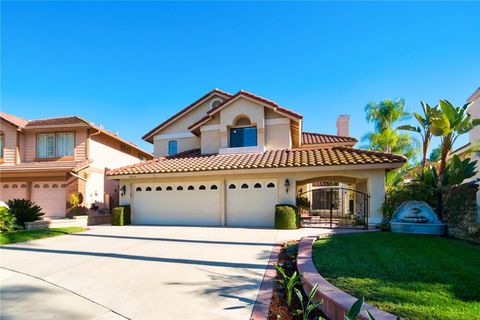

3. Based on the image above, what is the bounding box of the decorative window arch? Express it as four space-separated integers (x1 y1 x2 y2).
34 184 40 188
229 184 236 189
209 98 223 109
52 184 58 188
146 187 152 191
267 182 276 188
3 184 9 188
21 184 27 188
12 184 18 188
166 186 172 191
188 185 194 190
254 183 262 189
241 183 249 189
177 186 183 191
234 116 252 126
199 185 206 190
136 187 142 192
43 184 49 188
210 185 218 190
156 186 162 191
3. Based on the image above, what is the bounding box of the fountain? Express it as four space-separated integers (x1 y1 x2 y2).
390 200 445 235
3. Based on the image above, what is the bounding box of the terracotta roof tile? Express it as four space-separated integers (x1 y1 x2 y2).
301 132 357 145
107 147 406 176
25 116 88 127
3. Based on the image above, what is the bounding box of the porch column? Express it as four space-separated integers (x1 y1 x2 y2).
367 170 386 225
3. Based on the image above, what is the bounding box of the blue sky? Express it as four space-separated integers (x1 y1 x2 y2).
2 1 479 155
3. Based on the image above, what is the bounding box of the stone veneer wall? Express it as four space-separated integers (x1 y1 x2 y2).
442 183 480 243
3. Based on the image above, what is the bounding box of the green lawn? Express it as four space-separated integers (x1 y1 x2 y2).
0 227 87 245
312 232 480 320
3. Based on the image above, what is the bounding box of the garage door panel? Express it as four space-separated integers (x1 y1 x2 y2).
133 182 221 226
226 180 278 227
31 181 67 218
0 183 28 202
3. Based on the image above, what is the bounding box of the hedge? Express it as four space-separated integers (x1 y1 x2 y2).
111 207 125 226
275 204 299 229
121 205 131 225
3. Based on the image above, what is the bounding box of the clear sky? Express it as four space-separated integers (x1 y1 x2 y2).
2 1 479 155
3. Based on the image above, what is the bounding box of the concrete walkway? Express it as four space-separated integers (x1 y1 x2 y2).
1 225 343 320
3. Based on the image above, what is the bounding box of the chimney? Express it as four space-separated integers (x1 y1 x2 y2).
336 115 350 137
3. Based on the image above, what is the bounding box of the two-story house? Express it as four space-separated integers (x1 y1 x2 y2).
0 113 152 218
107 89 406 228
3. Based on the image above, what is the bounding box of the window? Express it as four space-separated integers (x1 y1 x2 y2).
210 185 218 190
37 132 74 158
254 183 262 189
229 184 236 189
168 140 178 155
188 185 194 190
0 133 4 159
52 184 58 188
199 185 206 190
12 184 17 188
177 186 183 191
156 186 162 191
34 184 40 188
136 187 142 191
166 186 172 191
267 182 275 188
43 184 49 188
229 127 257 148
146 187 152 191
210 98 223 109
241 183 249 189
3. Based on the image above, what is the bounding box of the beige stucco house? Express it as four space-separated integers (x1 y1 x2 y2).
0 113 152 218
107 89 406 228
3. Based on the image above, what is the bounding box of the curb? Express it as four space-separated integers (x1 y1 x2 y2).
297 235 398 320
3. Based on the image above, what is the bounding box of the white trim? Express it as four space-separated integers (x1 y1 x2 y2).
153 132 196 140
265 118 290 126
219 146 266 155
200 124 221 132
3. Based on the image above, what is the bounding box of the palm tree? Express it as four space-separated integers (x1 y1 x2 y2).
430 100 480 187
398 101 438 169
363 98 418 159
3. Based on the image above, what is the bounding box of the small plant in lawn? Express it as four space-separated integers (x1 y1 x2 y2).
294 284 322 320
6 199 44 227
0 206 20 232
345 297 401 320
274 264 302 307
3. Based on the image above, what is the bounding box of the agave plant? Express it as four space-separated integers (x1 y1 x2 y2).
6 199 44 227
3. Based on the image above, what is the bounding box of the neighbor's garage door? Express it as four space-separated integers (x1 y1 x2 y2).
31 182 67 218
132 182 221 226
0 182 28 202
226 179 278 227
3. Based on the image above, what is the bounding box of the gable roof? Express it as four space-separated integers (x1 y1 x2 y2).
0 112 30 128
107 147 406 176
188 90 303 132
301 132 357 146
142 88 232 143
25 116 89 127
467 87 480 103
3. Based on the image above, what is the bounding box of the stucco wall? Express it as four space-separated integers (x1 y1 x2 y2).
0 119 18 165
201 129 221 154
154 135 200 157
265 122 291 150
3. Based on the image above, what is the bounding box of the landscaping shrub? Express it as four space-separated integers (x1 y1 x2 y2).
111 207 125 226
6 199 44 227
275 204 299 229
0 206 20 232
295 196 310 212
121 205 131 225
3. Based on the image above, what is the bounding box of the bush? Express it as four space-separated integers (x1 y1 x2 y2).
0 207 20 232
121 205 131 225
296 196 310 212
6 199 44 227
275 204 299 229
111 207 125 226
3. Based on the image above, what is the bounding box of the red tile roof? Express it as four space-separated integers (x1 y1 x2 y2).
142 89 232 142
107 147 406 176
25 116 88 127
301 132 357 146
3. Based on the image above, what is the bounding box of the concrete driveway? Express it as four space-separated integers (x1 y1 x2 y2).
1 225 331 320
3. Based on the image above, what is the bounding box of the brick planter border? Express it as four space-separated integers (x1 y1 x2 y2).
297 235 398 320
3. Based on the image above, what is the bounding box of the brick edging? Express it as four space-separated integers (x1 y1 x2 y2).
297 235 398 320
250 242 282 320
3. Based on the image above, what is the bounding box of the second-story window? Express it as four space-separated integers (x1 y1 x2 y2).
168 140 177 155
229 117 257 148
0 133 4 160
37 132 74 159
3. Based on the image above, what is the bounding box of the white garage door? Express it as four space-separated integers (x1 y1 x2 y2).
0 182 28 202
31 182 67 218
226 179 278 227
132 182 221 226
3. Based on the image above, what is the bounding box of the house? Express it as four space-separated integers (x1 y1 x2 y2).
0 113 153 218
107 89 406 228
452 87 480 222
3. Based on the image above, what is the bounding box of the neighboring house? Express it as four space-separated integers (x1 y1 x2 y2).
452 87 480 222
0 113 152 218
107 89 406 227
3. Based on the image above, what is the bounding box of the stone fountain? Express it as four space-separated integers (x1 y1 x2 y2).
390 200 445 235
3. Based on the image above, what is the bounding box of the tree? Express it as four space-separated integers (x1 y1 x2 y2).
363 98 419 159
428 146 441 162
430 100 480 187
398 101 438 168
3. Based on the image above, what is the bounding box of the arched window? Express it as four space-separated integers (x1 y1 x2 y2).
12 184 18 188
43 184 49 188
168 140 178 155
177 186 183 191
61 184 67 188
136 187 142 192
21 184 27 188
229 117 257 148
229 184 236 189
156 186 162 191
241 183 249 189
146 187 152 191
188 185 194 190
210 185 218 190
199 185 206 190
3 184 8 188
254 183 262 188
210 98 223 109
52 184 58 188
34 184 40 188
267 182 275 188
166 186 172 191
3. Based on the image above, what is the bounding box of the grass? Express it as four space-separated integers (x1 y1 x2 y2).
0 227 87 245
312 232 480 320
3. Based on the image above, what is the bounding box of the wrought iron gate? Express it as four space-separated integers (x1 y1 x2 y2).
298 186 369 229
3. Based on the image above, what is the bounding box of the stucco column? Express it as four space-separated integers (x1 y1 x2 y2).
367 170 386 225
119 181 131 206
278 176 296 205
220 179 226 226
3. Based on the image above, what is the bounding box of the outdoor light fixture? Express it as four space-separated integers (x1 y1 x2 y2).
120 185 126 196
284 179 290 193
